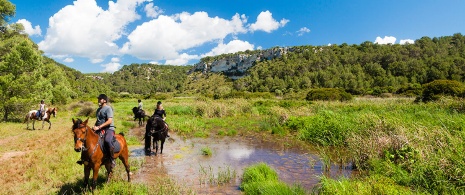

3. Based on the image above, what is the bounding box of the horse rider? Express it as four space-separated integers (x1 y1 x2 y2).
37 100 46 120
153 101 170 137
137 99 143 117
93 94 117 167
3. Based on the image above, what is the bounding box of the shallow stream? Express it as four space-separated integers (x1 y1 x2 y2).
130 127 355 194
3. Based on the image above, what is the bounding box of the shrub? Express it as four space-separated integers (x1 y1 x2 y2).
241 163 307 195
418 80 465 102
201 146 212 156
77 106 95 117
306 88 353 101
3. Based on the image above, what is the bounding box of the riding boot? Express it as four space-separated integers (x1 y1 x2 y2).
109 146 116 168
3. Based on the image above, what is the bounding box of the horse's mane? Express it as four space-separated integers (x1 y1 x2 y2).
73 118 83 130
151 116 167 130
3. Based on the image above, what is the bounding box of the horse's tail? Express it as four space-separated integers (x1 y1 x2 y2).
24 112 30 123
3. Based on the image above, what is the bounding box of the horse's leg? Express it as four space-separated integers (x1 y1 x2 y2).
104 163 113 183
91 164 101 191
152 138 158 155
118 148 131 182
41 120 45 130
46 120 51 130
84 165 91 189
160 139 165 154
32 120 35 130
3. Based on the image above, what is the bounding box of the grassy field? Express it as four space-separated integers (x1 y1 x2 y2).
1 96 465 194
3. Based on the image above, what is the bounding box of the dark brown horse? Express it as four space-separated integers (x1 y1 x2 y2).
132 107 148 126
145 116 169 155
72 118 131 191
24 107 57 130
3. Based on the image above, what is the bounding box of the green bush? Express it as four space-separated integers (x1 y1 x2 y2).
306 88 353 101
77 106 95 117
418 80 465 102
241 163 307 195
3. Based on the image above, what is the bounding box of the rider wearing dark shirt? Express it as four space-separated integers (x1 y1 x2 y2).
153 101 169 137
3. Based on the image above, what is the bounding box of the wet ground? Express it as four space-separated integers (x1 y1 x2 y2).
130 126 355 194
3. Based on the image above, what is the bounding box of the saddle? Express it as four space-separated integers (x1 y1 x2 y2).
97 131 121 153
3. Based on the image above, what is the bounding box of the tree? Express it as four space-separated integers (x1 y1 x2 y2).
0 0 15 26
0 38 45 121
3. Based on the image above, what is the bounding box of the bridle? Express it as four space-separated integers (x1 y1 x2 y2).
150 117 168 135
74 125 89 151
74 125 100 160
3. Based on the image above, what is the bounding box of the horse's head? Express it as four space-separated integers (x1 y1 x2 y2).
51 108 57 117
132 107 138 114
149 116 168 133
72 118 89 152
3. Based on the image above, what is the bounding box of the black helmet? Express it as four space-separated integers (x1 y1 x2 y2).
41 99 44 103
138 99 141 102
97 94 109 102
157 101 162 105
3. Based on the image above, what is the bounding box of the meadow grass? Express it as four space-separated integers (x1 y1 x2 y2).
3 96 465 194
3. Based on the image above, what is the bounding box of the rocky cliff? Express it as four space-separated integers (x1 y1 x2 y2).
189 47 295 79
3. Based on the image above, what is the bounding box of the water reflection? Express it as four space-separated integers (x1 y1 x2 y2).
133 134 355 194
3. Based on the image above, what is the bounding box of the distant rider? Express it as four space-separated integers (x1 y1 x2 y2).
37 100 46 120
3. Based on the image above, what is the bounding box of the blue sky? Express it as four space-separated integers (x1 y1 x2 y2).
8 0 465 73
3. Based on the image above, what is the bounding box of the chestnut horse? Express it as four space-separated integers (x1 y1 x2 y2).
145 116 169 155
132 107 148 126
24 107 57 130
72 118 131 191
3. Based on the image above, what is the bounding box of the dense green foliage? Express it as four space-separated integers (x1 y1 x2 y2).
235 34 465 95
418 79 465 102
106 63 191 94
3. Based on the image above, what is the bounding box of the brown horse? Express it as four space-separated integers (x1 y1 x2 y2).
72 118 131 191
145 116 169 155
24 107 57 130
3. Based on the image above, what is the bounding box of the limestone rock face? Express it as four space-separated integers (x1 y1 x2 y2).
189 47 294 79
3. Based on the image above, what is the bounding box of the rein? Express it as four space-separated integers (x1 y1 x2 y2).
76 126 100 160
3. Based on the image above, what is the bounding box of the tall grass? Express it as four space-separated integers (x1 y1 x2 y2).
290 97 465 194
241 162 308 195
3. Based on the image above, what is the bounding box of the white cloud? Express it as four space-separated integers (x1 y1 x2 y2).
38 0 148 60
91 58 104 63
202 40 254 57
121 11 248 63
16 19 41 36
144 2 163 18
101 57 121 73
64 57 74 62
400 39 414 44
249 10 289 33
374 36 396 44
297 27 310 36
165 53 199 65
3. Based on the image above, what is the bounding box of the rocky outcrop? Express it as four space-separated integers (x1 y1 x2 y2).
189 47 294 79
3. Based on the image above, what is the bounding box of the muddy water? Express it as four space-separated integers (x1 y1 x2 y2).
130 127 355 194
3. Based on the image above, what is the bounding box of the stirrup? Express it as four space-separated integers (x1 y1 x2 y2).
76 160 84 165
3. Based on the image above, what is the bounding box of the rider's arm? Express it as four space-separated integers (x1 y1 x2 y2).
93 117 113 130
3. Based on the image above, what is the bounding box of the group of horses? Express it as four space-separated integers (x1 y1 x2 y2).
70 107 169 191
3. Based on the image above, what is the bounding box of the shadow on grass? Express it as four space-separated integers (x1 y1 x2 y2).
58 175 108 194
